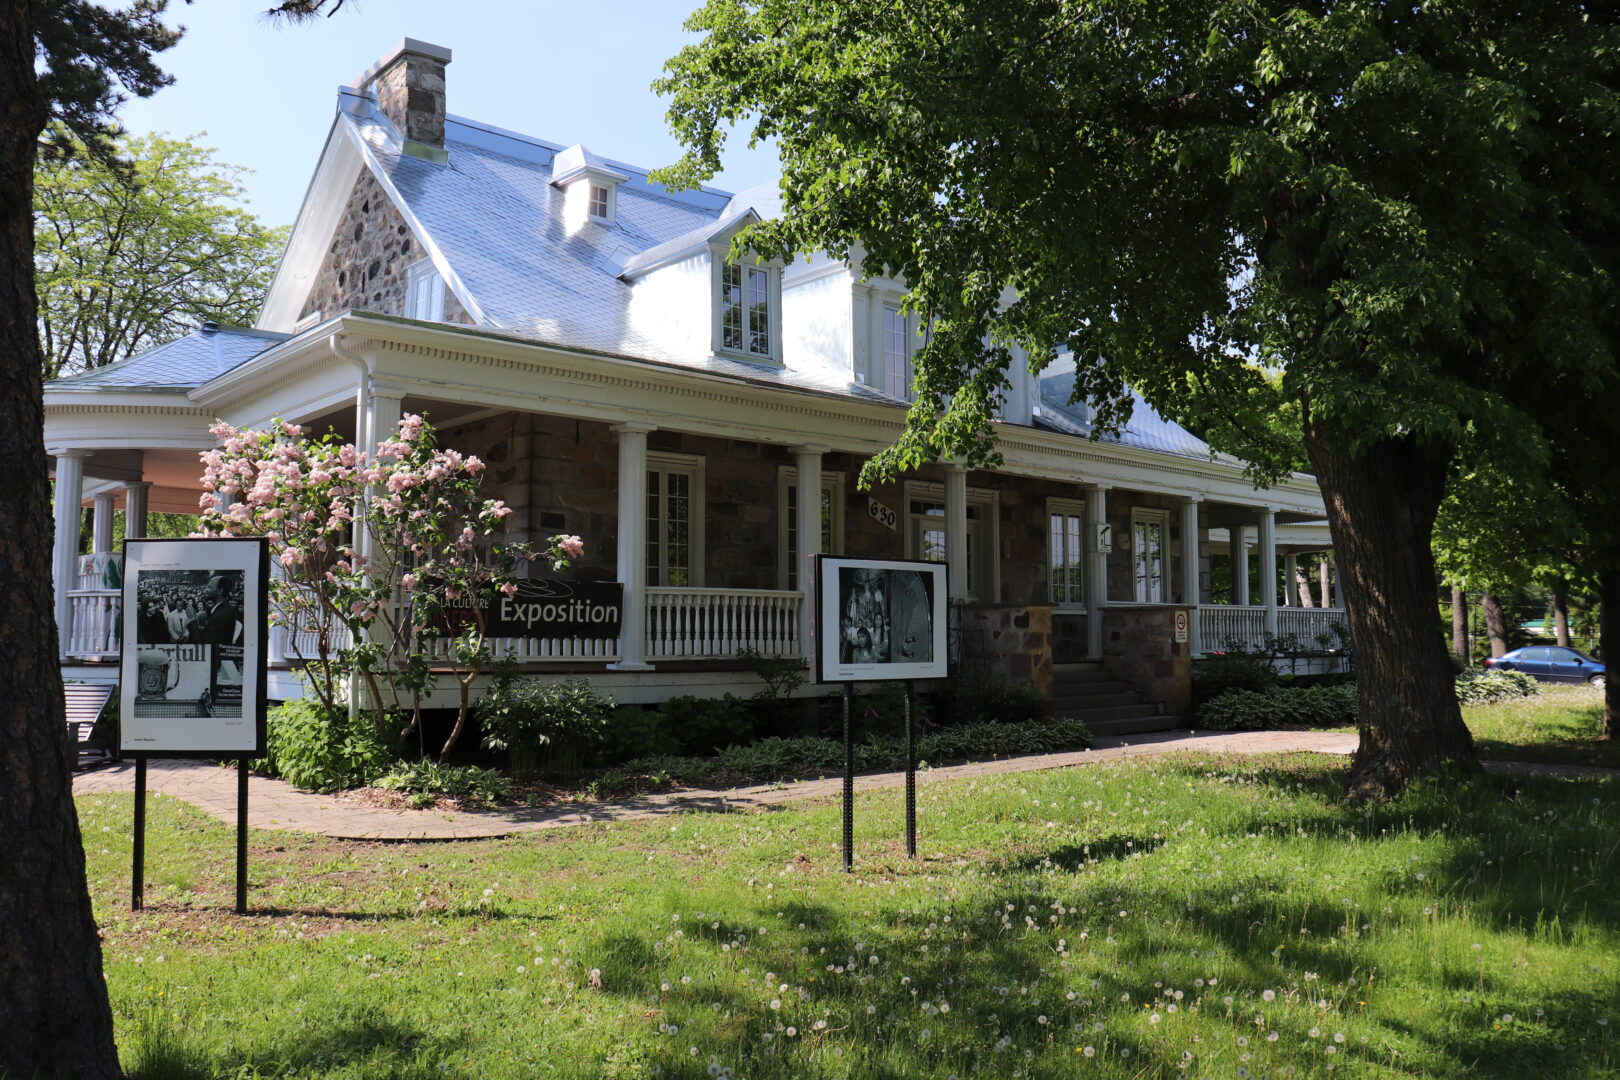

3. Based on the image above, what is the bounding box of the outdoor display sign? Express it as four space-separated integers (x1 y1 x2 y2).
435 579 624 639
814 556 948 683
118 536 268 915
119 537 268 755
812 555 949 870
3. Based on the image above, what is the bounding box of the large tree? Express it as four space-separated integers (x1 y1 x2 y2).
35 129 286 379
656 0 1618 800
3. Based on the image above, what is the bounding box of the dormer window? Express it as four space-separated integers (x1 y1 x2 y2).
720 261 775 359
405 258 444 321
552 144 628 230
588 184 610 220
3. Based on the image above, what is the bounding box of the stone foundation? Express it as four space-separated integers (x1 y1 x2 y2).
958 603 1053 701
1100 604 1191 717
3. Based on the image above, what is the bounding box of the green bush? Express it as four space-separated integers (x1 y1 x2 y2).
661 694 754 756
260 698 397 792
949 675 1049 725
478 675 616 776
604 706 682 762
1199 684 1359 731
1456 668 1540 704
373 761 512 807
619 754 716 787
1192 654 1280 707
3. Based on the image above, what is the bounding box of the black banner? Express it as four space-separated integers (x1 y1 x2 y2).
437 580 623 639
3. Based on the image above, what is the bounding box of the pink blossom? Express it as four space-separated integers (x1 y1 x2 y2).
464 455 485 474
398 414 425 441
280 421 304 438
280 549 302 567
401 573 419 591
559 535 585 558
499 581 519 597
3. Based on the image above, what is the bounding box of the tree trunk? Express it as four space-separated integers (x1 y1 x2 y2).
1481 590 1510 658
1552 580 1571 648
1302 420 1479 801
1602 569 1616 742
0 4 121 1074
1451 585 1469 662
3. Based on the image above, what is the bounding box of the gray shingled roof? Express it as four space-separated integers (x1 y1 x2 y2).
47 326 287 392
1038 369 1219 460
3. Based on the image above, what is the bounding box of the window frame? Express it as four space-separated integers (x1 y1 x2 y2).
587 183 612 222
711 251 782 364
903 480 999 602
1046 497 1087 610
405 257 445 322
645 451 706 589
776 467 846 591
1130 507 1172 603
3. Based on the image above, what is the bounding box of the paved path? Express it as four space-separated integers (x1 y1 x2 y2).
71 729 1608 841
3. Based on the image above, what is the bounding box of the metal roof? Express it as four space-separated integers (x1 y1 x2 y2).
46 326 287 392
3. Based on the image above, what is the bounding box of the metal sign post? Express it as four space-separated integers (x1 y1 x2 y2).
131 757 147 911
842 683 854 872
904 680 917 858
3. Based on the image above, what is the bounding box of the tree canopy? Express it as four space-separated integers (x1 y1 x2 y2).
35 129 286 379
656 0 1619 797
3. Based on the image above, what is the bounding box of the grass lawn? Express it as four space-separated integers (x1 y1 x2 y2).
1461 685 1620 770
80 747 1619 1079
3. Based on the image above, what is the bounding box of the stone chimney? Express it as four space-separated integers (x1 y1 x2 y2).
359 38 452 160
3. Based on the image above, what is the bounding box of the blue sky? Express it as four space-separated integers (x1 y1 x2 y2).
115 0 779 228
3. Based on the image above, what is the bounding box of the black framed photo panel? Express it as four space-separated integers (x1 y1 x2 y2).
814 556 948 683
119 537 269 756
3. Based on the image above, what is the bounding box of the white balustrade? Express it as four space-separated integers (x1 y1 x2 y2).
64 590 121 658
646 587 802 659
1198 603 1346 654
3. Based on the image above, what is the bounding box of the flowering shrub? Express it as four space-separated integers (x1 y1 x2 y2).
196 414 581 756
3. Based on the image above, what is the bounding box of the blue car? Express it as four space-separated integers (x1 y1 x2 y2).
1484 646 1606 689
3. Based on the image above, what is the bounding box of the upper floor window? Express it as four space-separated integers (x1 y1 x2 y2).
720 261 774 360
883 305 912 400
588 184 611 220
405 258 444 321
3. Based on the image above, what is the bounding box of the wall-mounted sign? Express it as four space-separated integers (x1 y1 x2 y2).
867 497 898 531
1173 610 1189 643
1089 521 1114 555
438 579 623 639
119 537 268 756
814 556 948 683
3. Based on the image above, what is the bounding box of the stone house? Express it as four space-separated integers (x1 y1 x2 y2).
45 39 1344 727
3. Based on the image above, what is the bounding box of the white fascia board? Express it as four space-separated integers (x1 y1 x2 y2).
257 116 362 332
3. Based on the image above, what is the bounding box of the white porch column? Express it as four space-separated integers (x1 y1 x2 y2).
124 481 151 540
943 463 969 602
51 449 89 652
1283 552 1298 607
1179 497 1201 653
356 385 405 565
1231 525 1250 606
1259 507 1279 637
91 491 117 555
792 444 827 659
1084 485 1109 660
608 422 656 671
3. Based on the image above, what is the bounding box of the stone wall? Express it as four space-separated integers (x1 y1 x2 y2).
959 603 1053 700
299 171 473 327
1099 604 1191 717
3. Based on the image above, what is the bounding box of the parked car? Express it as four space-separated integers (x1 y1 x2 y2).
1484 646 1606 689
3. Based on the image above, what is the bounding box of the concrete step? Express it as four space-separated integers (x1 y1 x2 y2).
1051 691 1141 711
1055 702 1163 724
1052 663 1112 682
1085 715 1188 737
1050 678 1135 697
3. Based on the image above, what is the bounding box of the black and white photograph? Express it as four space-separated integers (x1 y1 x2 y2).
815 556 948 682
120 538 267 755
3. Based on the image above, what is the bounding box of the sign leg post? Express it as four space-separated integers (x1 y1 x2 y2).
131 756 146 911
235 759 249 915
904 679 917 858
842 682 854 872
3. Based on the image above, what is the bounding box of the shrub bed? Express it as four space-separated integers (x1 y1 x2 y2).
1199 684 1359 731
1456 668 1540 704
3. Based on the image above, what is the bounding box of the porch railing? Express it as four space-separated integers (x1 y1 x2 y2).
646 587 802 659
64 590 121 659
1198 604 1347 655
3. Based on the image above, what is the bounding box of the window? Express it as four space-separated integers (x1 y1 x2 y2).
905 482 998 600
719 261 774 359
1131 508 1170 603
646 453 704 588
588 184 610 220
1048 499 1086 607
778 468 845 590
883 305 912 399
405 258 444 321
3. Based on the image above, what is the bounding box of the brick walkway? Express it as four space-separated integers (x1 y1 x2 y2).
70 729 1609 841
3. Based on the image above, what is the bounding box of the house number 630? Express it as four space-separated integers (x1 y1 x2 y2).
868 498 898 531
